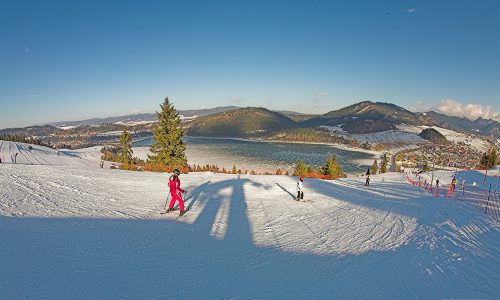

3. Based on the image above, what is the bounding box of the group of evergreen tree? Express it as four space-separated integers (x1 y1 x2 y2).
0 134 52 148
0 134 27 143
479 147 498 169
293 156 344 179
103 97 187 172
368 153 389 175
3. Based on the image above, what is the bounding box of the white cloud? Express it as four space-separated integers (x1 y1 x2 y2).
313 91 328 103
230 96 242 103
407 8 416 13
409 101 430 112
129 109 147 114
431 99 500 121
409 99 500 121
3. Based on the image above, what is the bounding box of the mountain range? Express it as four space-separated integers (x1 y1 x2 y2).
186 101 499 138
2 102 499 139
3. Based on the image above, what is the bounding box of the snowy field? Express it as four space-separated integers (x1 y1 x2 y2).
1 141 499 299
397 125 492 152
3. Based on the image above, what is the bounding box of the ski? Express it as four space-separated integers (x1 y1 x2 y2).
176 209 190 219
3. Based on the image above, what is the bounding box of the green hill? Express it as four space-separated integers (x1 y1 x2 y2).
186 107 298 138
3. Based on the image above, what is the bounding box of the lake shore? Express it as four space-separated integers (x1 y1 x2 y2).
133 136 381 176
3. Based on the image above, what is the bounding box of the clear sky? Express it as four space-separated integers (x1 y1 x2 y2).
1 0 499 128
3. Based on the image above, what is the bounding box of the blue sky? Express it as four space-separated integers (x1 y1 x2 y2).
1 0 499 128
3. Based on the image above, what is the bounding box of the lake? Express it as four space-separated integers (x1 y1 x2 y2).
134 136 375 175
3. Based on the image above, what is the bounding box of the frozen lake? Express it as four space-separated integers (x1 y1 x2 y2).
134 136 375 174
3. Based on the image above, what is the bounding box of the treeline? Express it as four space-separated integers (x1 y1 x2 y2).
292 156 344 180
0 134 52 147
479 147 498 169
271 128 367 149
0 134 27 143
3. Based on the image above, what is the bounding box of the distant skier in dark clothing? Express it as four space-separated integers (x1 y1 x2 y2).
365 175 370 186
435 179 439 188
366 168 370 176
297 176 304 201
165 169 187 217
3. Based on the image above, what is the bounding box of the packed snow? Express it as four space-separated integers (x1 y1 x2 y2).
1 141 499 299
397 125 492 152
351 130 426 146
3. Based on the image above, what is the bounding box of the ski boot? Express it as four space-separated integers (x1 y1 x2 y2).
179 210 185 217
165 207 175 213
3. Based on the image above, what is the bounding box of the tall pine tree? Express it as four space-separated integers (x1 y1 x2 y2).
117 128 133 165
148 97 187 168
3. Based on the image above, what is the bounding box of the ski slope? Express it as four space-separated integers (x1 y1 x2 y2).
0 140 103 168
1 141 499 299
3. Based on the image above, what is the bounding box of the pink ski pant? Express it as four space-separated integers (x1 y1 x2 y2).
169 193 184 211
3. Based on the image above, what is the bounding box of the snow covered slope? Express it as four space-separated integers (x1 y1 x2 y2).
1 142 499 299
0 140 103 168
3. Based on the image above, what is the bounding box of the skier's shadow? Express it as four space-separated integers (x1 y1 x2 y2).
185 181 211 212
275 182 296 200
191 176 266 247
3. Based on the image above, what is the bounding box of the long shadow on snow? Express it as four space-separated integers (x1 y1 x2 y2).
0 177 498 299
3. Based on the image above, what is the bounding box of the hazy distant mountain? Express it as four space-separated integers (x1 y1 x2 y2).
424 111 499 137
187 107 298 138
48 106 240 127
49 113 158 127
275 110 318 122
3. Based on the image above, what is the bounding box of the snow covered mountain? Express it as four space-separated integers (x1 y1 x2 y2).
47 106 240 127
1 140 499 299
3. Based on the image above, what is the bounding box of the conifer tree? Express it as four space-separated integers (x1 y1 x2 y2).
293 160 308 176
489 147 497 168
379 153 388 173
232 165 237 174
322 155 343 178
479 152 489 169
422 160 431 172
148 97 187 168
371 159 378 175
117 128 133 165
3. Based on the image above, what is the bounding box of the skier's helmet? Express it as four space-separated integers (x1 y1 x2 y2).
300 176 304 181
173 169 181 175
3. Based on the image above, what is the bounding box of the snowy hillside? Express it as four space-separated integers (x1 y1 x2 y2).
1 141 499 299
0 140 103 168
397 125 492 152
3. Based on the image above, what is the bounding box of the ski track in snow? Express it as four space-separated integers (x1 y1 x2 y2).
0 140 499 299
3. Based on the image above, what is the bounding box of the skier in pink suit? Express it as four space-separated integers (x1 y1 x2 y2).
165 169 186 216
